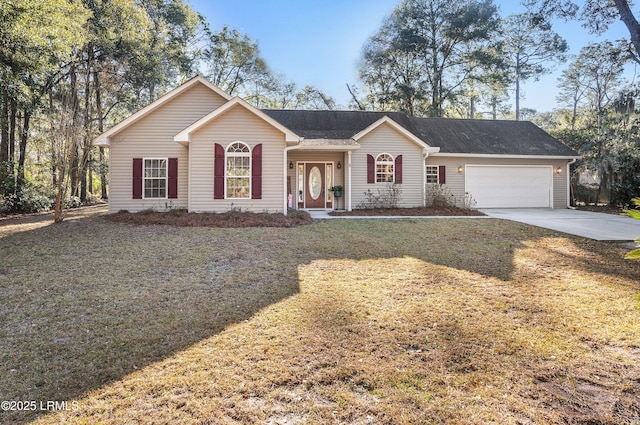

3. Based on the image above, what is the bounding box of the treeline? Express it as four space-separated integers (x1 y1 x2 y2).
353 0 640 207
535 40 640 208
0 0 337 220
1 0 640 218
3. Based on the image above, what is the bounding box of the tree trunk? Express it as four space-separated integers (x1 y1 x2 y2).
515 53 521 121
346 83 365 110
16 109 30 195
8 98 17 192
94 69 107 200
613 0 640 64
0 86 8 196
69 64 79 198
470 96 476 119
80 54 92 203
49 90 57 189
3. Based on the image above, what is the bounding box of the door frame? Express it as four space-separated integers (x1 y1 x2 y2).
296 161 335 209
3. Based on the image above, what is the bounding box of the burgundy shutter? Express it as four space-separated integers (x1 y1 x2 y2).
394 155 403 184
251 143 262 199
133 158 143 199
214 143 225 199
168 158 178 199
367 154 375 183
438 165 446 185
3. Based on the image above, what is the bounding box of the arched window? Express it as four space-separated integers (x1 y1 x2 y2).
376 153 394 183
226 142 251 198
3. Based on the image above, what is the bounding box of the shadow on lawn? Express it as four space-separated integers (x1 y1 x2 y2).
0 211 303 424
1 211 637 424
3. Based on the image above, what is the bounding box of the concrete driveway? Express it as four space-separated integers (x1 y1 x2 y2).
481 208 640 241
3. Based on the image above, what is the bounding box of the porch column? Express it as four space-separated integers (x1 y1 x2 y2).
347 150 352 211
284 146 298 214
423 151 429 207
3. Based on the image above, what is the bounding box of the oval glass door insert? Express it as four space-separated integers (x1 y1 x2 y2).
309 166 322 200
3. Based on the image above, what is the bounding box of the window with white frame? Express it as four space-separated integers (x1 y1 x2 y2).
426 165 439 184
376 153 394 183
226 142 251 198
144 158 167 198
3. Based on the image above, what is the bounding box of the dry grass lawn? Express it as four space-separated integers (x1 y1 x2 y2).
1 206 639 424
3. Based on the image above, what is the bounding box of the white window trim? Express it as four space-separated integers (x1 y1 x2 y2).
225 141 251 200
426 165 440 185
142 157 168 199
376 153 395 183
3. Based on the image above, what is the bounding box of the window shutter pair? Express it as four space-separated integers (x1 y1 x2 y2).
367 154 403 183
214 143 262 199
132 158 178 199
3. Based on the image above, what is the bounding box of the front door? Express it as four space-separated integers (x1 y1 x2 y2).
305 163 325 208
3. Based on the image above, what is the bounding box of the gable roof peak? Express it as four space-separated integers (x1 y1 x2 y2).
174 96 299 145
93 75 231 146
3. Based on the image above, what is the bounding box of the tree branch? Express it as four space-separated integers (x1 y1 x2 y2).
346 84 365 110
613 0 640 64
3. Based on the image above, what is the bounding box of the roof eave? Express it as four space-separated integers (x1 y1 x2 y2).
297 145 361 152
430 153 582 160
94 137 110 147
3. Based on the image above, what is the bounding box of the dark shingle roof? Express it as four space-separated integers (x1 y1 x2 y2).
262 109 578 157
407 117 578 156
263 110 387 139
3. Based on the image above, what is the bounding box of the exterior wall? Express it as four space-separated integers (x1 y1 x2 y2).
350 123 425 208
287 151 346 209
107 83 228 213
427 156 570 209
188 105 286 213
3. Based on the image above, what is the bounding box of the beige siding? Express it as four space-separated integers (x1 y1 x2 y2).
188 105 286 213
427 156 570 209
351 123 425 208
107 83 228 213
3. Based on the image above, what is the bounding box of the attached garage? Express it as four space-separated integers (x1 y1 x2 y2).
465 165 553 208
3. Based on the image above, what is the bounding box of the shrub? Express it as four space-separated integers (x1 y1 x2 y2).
0 188 53 214
64 196 82 209
426 184 455 207
357 183 402 209
426 185 476 210
575 184 600 205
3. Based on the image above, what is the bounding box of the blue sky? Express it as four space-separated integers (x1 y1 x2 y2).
188 0 634 113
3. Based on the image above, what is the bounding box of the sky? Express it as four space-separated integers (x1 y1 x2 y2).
187 0 636 114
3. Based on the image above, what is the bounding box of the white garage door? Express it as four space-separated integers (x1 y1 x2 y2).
465 165 552 208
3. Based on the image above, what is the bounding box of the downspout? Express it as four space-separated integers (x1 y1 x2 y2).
283 144 300 215
567 158 578 209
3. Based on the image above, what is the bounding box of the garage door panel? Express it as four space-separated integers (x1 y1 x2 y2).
466 165 552 208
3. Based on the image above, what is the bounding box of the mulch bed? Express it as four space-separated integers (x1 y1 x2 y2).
576 204 626 215
105 206 483 227
106 209 314 227
329 206 485 216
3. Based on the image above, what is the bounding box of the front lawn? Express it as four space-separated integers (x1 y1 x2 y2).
1 207 639 424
